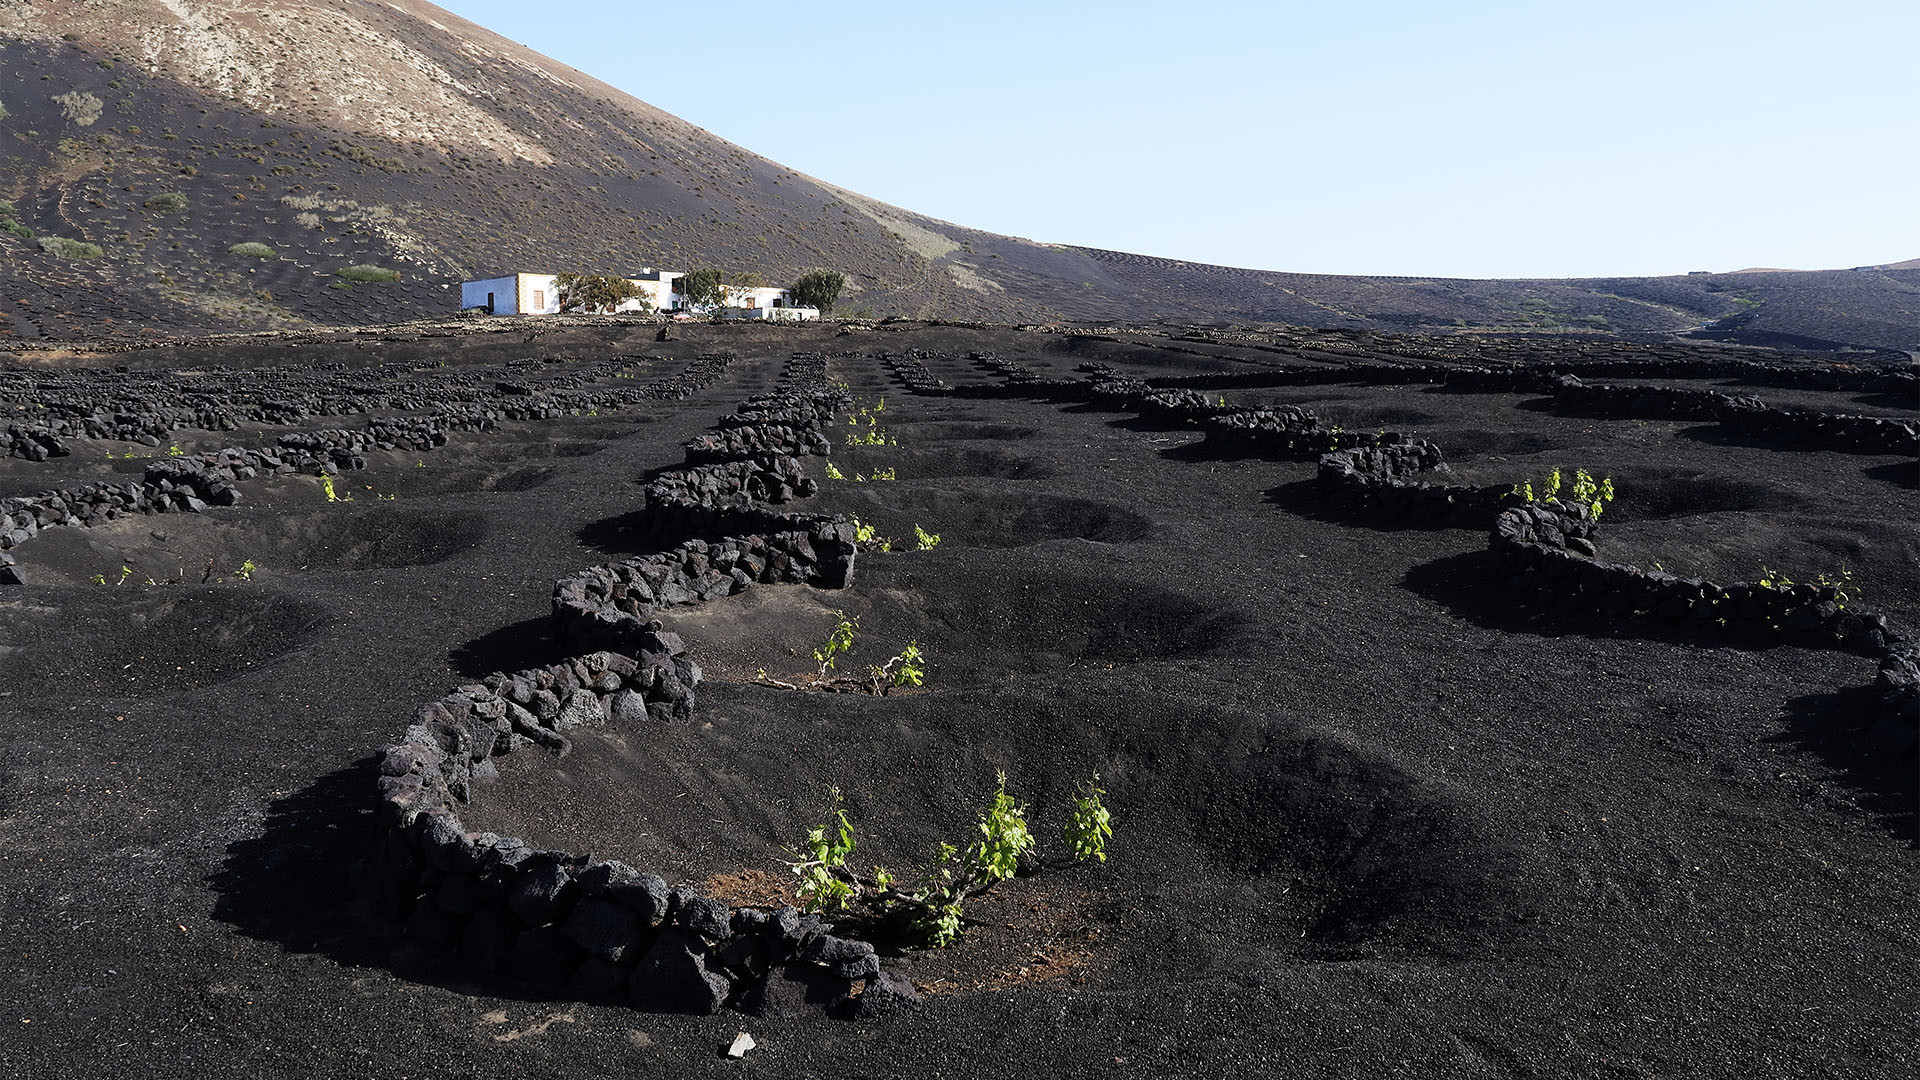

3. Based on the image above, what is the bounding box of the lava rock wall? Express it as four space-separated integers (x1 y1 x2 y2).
373 359 911 1018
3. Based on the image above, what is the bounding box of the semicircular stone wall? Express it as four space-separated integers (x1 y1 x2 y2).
372 360 920 1019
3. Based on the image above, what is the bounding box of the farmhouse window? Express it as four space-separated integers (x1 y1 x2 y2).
531 289 545 309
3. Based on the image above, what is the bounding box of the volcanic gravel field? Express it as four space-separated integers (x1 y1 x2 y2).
0 321 1914 1079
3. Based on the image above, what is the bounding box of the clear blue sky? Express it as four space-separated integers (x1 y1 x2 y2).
435 0 1916 279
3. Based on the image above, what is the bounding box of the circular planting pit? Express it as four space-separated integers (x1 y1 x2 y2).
1439 428 1565 461
19 505 491 584
1598 514 1914 606
872 565 1245 674
1190 717 1520 947
822 489 1150 549
335 460 568 498
475 465 560 494
832 445 1048 481
663 558 1249 691
1317 404 1442 429
475 440 609 463
887 421 1038 442
451 680 1492 1007
561 418 666 441
0 586 329 698
244 506 492 571
1598 466 1816 523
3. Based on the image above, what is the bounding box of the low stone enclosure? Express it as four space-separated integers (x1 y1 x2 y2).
377 649 915 1019
877 351 1919 761
0 353 740 573
0 351 742 462
14 337 1909 1019
1494 503 1917 757
1544 376 1916 455
373 370 925 1018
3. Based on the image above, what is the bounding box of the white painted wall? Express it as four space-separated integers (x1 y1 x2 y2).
516 273 560 315
723 285 791 310
465 270 811 318
727 305 820 322
629 273 681 313
457 273 559 315
460 275 518 314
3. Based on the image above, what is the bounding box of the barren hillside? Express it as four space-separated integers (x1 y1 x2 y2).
0 1 1913 351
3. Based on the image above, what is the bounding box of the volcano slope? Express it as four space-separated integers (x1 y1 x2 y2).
0 322 1914 1079
2 9 1917 345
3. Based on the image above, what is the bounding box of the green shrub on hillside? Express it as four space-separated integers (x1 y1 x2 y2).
0 200 29 240
143 192 187 213
335 263 400 283
227 241 275 258
329 141 405 172
37 236 101 259
51 91 102 127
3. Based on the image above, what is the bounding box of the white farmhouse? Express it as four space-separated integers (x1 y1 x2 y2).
718 284 818 321
629 268 684 313
460 273 560 316
459 268 684 315
460 269 815 320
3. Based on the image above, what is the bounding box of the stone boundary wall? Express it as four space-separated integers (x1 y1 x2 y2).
1131 357 1914 399
374 358 917 1017
880 350 951 394
888 357 1911 514
552 526 856 656
644 457 820 510
890 358 1484 467
1491 503 1917 757
1136 364 1552 394
1047 330 1915 396
1315 443 1512 529
876 354 1918 761
883 358 1513 528
997 354 1912 459
685 419 832 463
1194 408 1418 459
556 382 856 653
1548 377 1918 456
0 355 736 573
5 423 75 461
0 415 487 560
0 352 738 459
774 352 831 389
375 646 910 1018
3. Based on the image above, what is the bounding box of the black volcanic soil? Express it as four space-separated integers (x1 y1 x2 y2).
0 324 1914 1079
